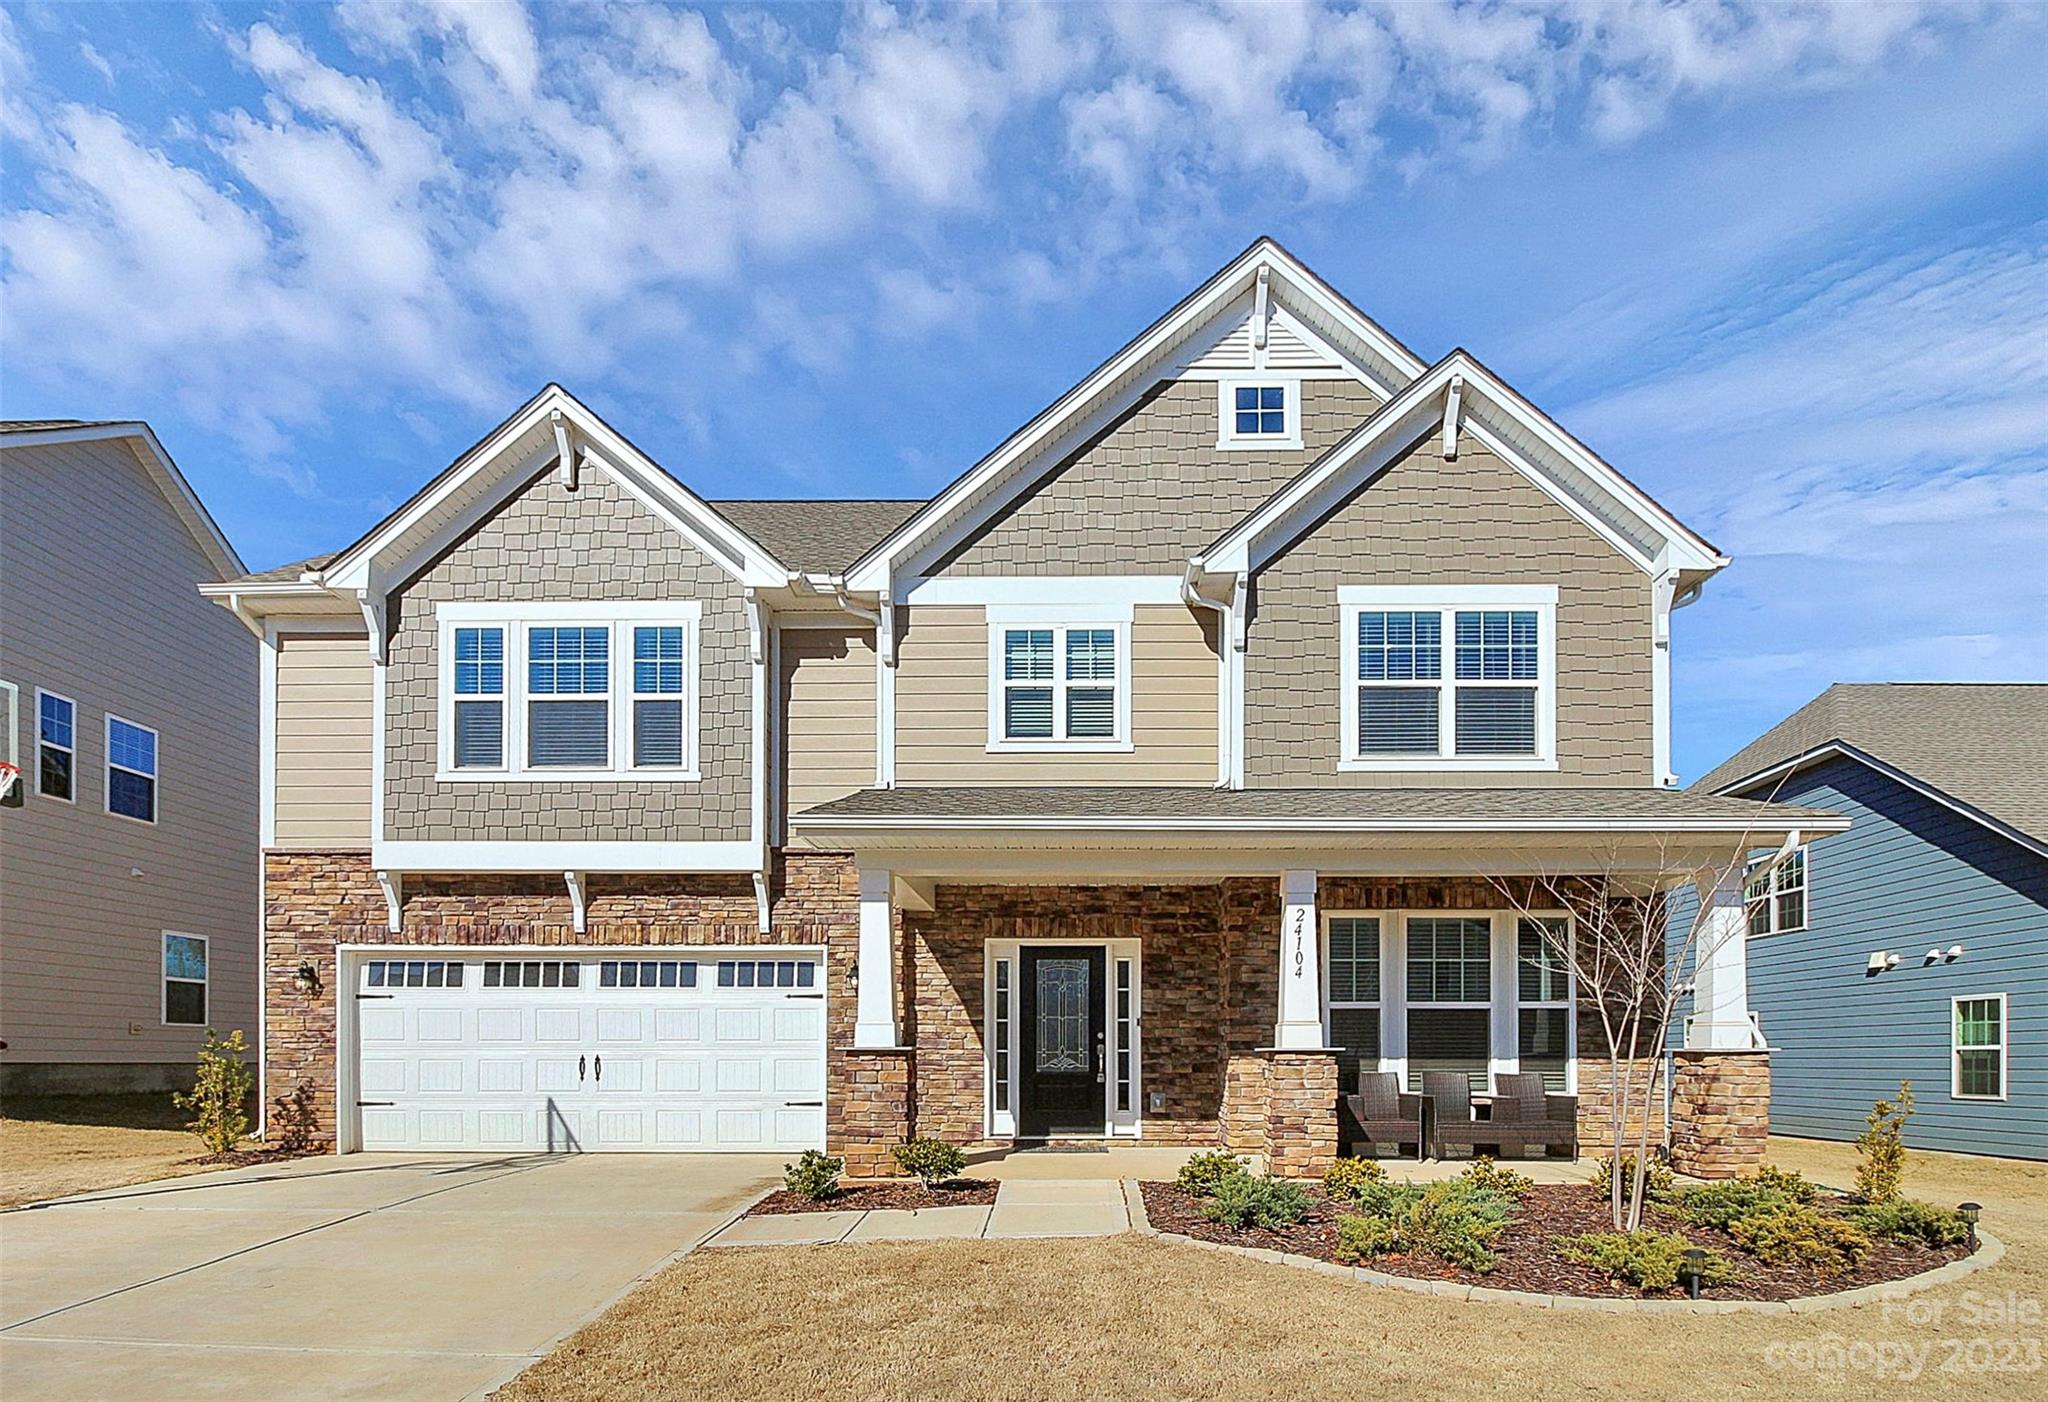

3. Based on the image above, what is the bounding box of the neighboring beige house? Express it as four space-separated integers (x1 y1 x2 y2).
208 240 1840 1177
1 420 257 1092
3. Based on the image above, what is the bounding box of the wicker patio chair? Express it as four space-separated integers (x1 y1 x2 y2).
1491 1071 1580 1159
1423 1071 1495 1160
1341 1071 1426 1159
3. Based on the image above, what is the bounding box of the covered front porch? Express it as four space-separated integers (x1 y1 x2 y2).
793 786 1844 1179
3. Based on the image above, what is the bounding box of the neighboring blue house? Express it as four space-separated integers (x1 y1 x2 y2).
1697 684 2045 1161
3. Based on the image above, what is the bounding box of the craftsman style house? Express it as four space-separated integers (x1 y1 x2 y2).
207 240 1838 1177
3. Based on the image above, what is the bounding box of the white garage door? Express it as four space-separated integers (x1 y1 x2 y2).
351 951 826 1152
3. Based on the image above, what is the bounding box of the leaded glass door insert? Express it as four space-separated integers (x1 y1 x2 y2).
1019 946 1105 1136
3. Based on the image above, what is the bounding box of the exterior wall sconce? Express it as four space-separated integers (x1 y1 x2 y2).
293 962 321 996
846 961 859 990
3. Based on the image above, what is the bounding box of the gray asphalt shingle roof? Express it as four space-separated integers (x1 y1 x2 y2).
794 785 1836 826
0 419 126 432
708 499 925 573
1697 683 2048 846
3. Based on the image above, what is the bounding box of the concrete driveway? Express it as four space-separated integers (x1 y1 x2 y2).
0 1151 779 1401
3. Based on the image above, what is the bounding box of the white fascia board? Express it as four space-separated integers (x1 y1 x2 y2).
370 839 761 872
436 599 703 622
904 576 1187 608
1716 742 2048 862
789 813 1850 836
1336 584 1558 607
5 421 246 578
846 241 1427 595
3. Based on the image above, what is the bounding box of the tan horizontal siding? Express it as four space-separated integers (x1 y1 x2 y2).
274 632 373 848
895 604 1218 784
781 625 877 816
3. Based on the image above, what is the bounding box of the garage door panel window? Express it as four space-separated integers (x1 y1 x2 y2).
163 933 207 1025
600 959 696 988
716 959 816 988
483 959 580 988
366 959 467 989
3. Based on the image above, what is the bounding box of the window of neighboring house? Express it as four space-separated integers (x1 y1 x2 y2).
1746 845 1808 935
163 932 207 1025
36 690 75 801
1952 995 2007 1100
1340 590 1555 768
990 623 1126 747
106 715 157 823
1405 916 1493 1093
1325 916 1382 1094
1218 380 1300 448
1517 917 1574 1092
452 626 505 769
527 625 610 768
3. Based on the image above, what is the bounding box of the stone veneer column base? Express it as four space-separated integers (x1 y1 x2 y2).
1670 1048 1770 1179
1258 1050 1339 1180
833 1047 913 1178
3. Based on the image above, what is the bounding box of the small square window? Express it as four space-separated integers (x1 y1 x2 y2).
1228 384 1289 439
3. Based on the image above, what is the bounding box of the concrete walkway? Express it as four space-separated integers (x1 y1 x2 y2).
706 1177 1132 1247
0 1151 779 1402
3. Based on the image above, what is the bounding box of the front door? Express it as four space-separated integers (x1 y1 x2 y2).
1019 946 1105 1137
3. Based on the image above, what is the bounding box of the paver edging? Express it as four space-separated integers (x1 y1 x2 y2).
1142 1222 2006 1314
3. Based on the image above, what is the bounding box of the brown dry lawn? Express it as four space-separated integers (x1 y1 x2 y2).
0 1093 204 1207
499 1137 2044 1401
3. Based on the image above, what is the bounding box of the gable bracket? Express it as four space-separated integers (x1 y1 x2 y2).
551 410 580 491
355 589 388 664
1441 374 1464 460
1253 266 1271 353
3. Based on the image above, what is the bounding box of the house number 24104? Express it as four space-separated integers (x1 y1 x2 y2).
1291 907 1308 977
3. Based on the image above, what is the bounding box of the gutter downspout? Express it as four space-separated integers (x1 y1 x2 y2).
1181 563 1235 789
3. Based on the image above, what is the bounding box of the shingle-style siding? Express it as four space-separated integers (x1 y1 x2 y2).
273 631 372 849
1244 437 1653 788
1741 756 2046 1158
0 436 258 1072
894 603 1219 785
382 464 751 842
932 377 1382 575
780 624 877 818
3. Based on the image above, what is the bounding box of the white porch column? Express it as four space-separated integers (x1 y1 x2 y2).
853 865 900 1048
1687 863 1755 1050
1274 869 1327 1049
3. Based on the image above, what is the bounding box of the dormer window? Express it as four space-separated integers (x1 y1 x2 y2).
1218 378 1301 449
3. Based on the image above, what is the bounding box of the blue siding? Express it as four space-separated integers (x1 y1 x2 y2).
1736 757 2046 1159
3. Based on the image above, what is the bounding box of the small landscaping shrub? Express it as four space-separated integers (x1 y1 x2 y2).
1674 1178 1794 1231
1334 1211 1408 1262
890 1137 967 1188
1459 1155 1534 1197
783 1149 844 1201
173 1029 254 1156
1728 1202 1871 1275
1854 1081 1915 1204
1850 1198 1971 1248
1753 1164 1819 1204
1561 1232 1737 1292
1176 1150 1250 1197
1322 1156 1388 1202
1332 1178 1512 1273
1591 1152 1675 1203
1201 1173 1311 1231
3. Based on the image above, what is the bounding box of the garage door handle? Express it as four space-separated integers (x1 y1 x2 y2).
594 1055 602 1082
785 993 824 1000
578 1055 586 1083
783 1101 822 1108
356 993 395 1001
356 1101 394 1108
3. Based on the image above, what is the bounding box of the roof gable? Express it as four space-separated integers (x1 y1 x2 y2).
0 420 243 579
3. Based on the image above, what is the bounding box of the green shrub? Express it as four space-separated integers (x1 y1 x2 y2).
1323 1156 1388 1202
1728 1203 1871 1275
1591 1153 1676 1203
1854 1081 1915 1204
1459 1155 1534 1197
1334 1211 1408 1262
1407 1180 1515 1272
783 1149 844 1201
173 1029 254 1156
1177 1150 1251 1197
890 1137 967 1188
1850 1198 1971 1248
1561 1232 1737 1292
1674 1178 1795 1231
1754 1165 1819 1204
1202 1173 1311 1230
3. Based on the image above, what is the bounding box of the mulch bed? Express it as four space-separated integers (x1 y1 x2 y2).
1139 1182 1971 1301
750 1179 1000 1215
180 1146 323 1169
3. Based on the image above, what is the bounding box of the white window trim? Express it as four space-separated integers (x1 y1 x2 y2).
1337 584 1558 773
1328 909 1576 1095
1746 844 1809 936
984 616 1133 753
1320 913 1384 1082
1514 913 1578 1095
162 930 207 1027
104 712 158 825
34 687 76 804
1216 376 1303 449
1951 992 2009 1103
434 601 702 782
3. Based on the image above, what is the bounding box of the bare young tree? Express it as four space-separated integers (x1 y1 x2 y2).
1480 824 1803 1231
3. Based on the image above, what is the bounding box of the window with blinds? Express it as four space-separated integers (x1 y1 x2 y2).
1325 916 1382 1093
1343 596 1549 764
452 626 505 769
632 625 687 768
1517 916 1573 1092
993 621 1125 746
1406 916 1492 1092
528 626 610 767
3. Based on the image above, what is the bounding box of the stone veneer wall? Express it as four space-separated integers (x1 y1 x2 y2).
263 850 865 1151
1669 1049 1771 1179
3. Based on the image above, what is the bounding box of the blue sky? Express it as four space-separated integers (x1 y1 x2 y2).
3 1 2044 781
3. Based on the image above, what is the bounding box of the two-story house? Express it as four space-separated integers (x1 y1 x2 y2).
2 420 258 1093
206 240 1839 1177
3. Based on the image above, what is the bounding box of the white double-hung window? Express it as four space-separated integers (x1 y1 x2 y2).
986 608 1130 750
437 602 700 780
1339 585 1556 771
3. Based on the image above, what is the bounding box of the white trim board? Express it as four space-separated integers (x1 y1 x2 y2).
369 839 760 872
902 576 1187 608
